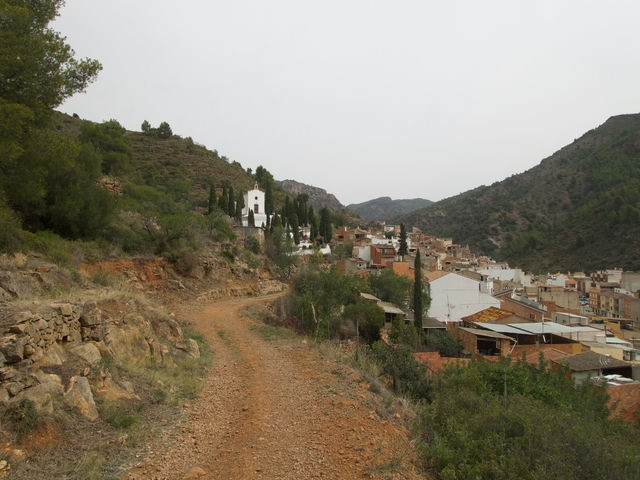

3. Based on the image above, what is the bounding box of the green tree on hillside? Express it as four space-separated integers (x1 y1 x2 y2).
319 207 332 245
156 121 172 139
413 248 424 335
0 0 104 242
227 186 235 218
369 268 411 309
79 119 132 175
255 165 275 215
343 300 385 344
399 223 408 259
0 0 102 119
207 183 217 214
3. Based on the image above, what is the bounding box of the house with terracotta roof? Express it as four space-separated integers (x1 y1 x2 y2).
461 306 527 325
424 271 500 323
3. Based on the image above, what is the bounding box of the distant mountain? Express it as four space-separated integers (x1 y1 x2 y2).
347 197 433 222
277 179 344 211
396 114 640 273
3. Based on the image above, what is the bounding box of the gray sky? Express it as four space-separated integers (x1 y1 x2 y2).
54 0 640 206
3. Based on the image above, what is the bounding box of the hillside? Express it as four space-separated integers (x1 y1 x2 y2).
397 114 640 273
277 179 344 211
347 197 433 222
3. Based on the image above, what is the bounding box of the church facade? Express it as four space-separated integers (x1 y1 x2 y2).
242 183 268 227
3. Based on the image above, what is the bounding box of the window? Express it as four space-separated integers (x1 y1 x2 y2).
254 204 259 214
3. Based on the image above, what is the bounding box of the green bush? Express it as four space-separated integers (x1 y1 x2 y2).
244 235 261 254
416 357 640 479
101 401 139 429
369 341 431 400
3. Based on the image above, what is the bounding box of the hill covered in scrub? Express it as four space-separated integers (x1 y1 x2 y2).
347 197 433 222
396 114 640 273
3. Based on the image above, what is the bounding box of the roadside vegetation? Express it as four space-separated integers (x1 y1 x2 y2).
277 264 640 479
4 3 640 479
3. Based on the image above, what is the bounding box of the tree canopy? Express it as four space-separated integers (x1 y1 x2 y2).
0 0 102 119
0 0 105 242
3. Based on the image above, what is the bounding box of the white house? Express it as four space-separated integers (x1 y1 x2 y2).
242 183 268 227
476 266 532 286
425 271 500 323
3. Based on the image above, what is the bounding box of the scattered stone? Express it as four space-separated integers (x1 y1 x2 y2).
174 338 200 358
0 335 25 363
0 459 9 478
64 376 98 420
183 466 207 479
68 342 102 365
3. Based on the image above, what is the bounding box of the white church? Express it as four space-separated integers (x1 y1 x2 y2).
242 183 268 227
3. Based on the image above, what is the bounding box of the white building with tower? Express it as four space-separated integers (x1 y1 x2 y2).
242 183 268 227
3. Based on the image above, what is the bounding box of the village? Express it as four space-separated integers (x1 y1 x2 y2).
229 178 640 423
322 222 640 419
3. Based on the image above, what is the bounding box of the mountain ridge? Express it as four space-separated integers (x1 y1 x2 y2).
394 113 640 273
347 196 433 222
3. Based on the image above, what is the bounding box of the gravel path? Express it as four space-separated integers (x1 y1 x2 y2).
123 294 420 479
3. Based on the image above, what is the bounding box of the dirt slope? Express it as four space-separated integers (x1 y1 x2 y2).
123 294 420 480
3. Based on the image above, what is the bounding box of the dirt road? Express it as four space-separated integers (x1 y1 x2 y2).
123 294 420 479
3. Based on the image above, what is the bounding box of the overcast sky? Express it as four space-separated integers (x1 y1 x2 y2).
54 1 640 206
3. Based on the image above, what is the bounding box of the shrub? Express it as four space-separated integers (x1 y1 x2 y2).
2 399 40 437
244 235 261 254
101 401 139 429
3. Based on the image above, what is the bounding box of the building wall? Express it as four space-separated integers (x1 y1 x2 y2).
500 298 545 322
538 287 580 312
428 273 500 323
242 188 267 227
622 272 640 293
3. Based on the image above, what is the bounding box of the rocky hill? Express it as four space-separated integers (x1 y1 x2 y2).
347 196 433 222
277 179 344 211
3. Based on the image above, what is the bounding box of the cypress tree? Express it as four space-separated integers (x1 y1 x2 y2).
207 184 216 214
218 186 228 212
319 207 332 245
227 186 235 217
413 248 423 341
399 223 408 259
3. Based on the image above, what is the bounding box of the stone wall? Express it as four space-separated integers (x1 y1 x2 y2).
0 299 198 420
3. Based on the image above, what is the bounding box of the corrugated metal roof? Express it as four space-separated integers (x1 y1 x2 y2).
360 292 380 302
379 302 405 315
554 351 629 371
512 322 574 334
458 326 515 341
475 322 532 335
